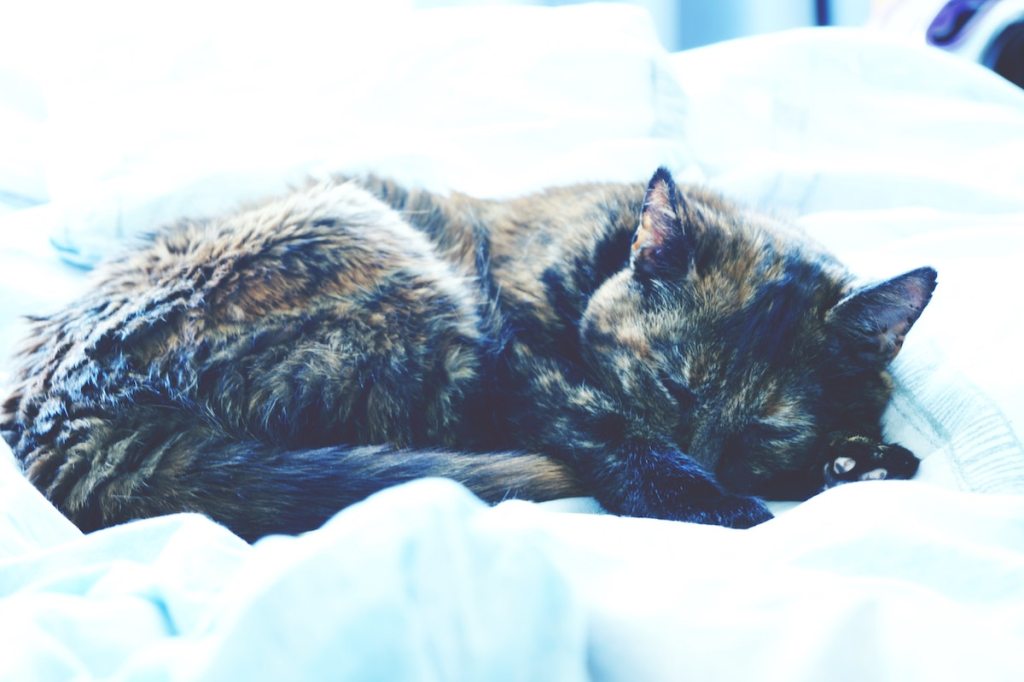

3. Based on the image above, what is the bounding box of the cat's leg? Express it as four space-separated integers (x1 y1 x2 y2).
822 433 920 488
506 348 772 528
603 442 774 528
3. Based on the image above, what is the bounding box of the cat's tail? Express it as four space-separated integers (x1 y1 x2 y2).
184 443 585 542
57 434 585 542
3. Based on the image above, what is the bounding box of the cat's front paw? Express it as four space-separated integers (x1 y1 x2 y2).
719 493 774 528
823 434 920 488
692 492 773 529
624 485 773 528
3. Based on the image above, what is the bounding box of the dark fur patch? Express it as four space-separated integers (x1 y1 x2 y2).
727 255 836 365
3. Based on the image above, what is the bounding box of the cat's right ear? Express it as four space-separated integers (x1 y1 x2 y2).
630 167 693 281
826 267 937 364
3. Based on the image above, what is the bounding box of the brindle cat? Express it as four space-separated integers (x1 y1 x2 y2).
0 169 934 541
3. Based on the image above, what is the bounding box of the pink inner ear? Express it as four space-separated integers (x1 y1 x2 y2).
642 176 677 238
632 176 677 260
632 208 668 258
645 177 674 214
632 167 692 279
631 204 679 274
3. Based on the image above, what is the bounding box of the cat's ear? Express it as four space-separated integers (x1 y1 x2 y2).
630 167 693 281
826 267 937 363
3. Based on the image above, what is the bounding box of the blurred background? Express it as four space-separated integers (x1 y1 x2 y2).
416 0 1023 86
0 0 1020 222
417 0 872 51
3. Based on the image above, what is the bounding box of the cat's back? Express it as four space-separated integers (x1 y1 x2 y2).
2 180 489 464
109 180 465 321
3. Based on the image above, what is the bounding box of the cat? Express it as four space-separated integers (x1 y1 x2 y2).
0 168 934 541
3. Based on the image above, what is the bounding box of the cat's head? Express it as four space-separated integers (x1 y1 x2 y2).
580 168 936 499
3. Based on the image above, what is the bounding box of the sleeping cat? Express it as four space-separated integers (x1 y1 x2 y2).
0 168 934 541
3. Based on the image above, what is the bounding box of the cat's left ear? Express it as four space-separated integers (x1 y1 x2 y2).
631 167 693 281
826 267 937 363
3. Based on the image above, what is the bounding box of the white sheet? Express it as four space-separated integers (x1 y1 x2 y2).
1 5 1023 681
2 474 1024 681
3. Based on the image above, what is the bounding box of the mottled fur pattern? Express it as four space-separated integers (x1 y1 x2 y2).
1 169 935 540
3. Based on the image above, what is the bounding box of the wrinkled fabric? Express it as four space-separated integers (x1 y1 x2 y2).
1 8 1023 682
1 473 1023 681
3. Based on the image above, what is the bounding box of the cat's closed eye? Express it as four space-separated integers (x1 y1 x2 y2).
720 416 817 474
741 420 807 448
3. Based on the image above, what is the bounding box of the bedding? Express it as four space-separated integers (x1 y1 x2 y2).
1 3 1023 680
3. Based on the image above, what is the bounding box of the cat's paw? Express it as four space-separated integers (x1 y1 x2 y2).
704 493 774 529
629 488 773 528
823 435 920 488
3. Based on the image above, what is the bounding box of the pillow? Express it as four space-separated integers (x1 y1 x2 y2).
39 1 690 266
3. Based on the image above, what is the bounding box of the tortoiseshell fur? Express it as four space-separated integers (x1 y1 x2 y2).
0 169 935 540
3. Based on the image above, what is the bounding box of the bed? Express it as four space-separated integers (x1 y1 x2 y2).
1 3 1023 680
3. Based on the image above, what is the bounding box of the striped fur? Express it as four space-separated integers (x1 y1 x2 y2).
1 169 935 540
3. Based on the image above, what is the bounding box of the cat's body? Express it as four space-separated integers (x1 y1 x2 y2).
1 169 934 541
